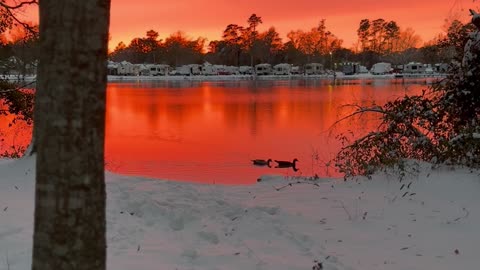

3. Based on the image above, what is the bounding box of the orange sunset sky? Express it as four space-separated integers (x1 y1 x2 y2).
22 0 477 50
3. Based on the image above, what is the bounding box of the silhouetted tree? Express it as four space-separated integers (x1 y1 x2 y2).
357 18 400 54
222 24 244 65
32 1 111 270
245 13 263 66
163 31 205 66
287 20 342 64
253 27 283 63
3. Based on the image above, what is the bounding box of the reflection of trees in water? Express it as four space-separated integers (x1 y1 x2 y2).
104 80 427 181
0 116 32 157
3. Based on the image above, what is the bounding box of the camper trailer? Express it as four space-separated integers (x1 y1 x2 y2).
304 63 324 75
117 61 139 76
342 62 361 75
434 63 449 74
174 64 202 76
223 66 239 75
371 62 392 75
273 63 292 75
290 66 301 74
358 65 369 74
148 64 170 76
255 64 272 75
403 62 426 74
107 61 119 75
239 66 253 75
202 63 218 75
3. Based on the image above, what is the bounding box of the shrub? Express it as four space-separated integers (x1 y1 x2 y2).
335 11 480 179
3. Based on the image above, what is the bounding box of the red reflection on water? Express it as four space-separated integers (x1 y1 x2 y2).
0 105 31 156
0 79 428 184
105 79 426 184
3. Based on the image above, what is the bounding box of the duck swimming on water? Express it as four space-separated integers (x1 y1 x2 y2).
274 158 298 168
251 159 272 167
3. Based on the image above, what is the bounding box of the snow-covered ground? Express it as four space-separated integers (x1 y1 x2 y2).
0 156 479 270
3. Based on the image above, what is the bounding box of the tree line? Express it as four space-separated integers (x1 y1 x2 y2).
107 13 474 68
0 13 475 71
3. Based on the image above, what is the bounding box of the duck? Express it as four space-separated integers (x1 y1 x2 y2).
274 158 298 168
251 159 272 167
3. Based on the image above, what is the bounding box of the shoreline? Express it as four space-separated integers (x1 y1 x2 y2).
1 73 447 83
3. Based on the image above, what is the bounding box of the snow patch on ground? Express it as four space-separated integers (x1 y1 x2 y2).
1 157 479 270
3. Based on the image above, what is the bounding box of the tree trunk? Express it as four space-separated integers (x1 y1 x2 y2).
32 1 111 270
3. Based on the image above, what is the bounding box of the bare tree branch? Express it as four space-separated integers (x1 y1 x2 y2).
0 80 35 93
0 0 37 10
331 104 387 128
0 1 39 35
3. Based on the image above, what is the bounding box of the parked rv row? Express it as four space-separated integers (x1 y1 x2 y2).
107 61 449 77
371 62 449 75
107 61 329 76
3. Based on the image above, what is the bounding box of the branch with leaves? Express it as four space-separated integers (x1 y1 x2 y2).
0 0 37 10
333 76 479 179
0 0 38 36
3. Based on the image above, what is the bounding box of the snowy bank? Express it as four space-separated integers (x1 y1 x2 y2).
0 157 479 270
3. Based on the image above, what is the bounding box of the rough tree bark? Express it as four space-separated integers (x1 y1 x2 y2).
32 1 111 270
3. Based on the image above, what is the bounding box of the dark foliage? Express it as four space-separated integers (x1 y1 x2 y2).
335 17 480 178
0 80 34 124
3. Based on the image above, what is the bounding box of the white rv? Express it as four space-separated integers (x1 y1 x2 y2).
304 63 324 75
118 61 139 76
358 65 369 74
239 65 253 75
434 63 449 74
290 66 301 74
202 63 218 75
255 64 272 75
273 63 292 75
107 61 119 75
175 64 202 76
212 65 237 75
371 62 392 75
403 62 426 74
223 66 239 75
147 64 170 76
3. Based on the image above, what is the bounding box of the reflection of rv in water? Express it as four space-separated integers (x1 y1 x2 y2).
273 63 291 75
304 63 323 75
255 64 272 75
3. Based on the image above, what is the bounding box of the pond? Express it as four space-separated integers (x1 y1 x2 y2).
0 78 434 184
104 78 430 184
